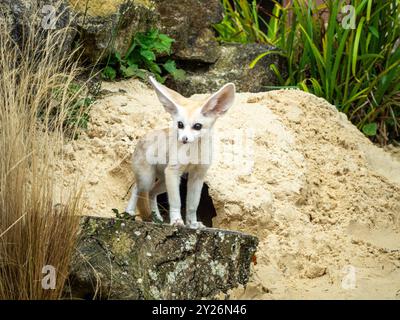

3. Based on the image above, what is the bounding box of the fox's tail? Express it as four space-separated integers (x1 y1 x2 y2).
136 191 152 221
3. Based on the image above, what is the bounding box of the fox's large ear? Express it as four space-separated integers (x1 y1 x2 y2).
201 83 235 117
149 76 181 115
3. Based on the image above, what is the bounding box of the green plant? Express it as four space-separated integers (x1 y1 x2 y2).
214 0 281 45
260 0 400 142
216 0 400 142
51 82 94 135
63 83 94 132
112 208 135 220
102 29 185 83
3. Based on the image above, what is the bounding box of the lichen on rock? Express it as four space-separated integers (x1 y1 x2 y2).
69 0 128 17
66 216 258 299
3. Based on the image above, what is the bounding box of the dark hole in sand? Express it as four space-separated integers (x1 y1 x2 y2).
156 174 216 227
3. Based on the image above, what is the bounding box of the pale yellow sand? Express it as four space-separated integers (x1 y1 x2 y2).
56 79 400 299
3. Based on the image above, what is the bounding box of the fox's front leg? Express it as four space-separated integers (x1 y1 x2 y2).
186 167 208 229
165 166 184 226
125 185 137 216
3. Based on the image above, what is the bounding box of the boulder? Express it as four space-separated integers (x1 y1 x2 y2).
0 0 76 51
167 43 284 96
68 0 158 63
155 0 223 63
66 216 258 299
68 0 223 64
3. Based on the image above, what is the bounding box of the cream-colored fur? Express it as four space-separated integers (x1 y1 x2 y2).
126 77 235 228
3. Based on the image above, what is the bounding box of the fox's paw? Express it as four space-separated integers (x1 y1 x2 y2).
170 218 184 226
125 210 136 217
152 211 164 224
187 221 205 229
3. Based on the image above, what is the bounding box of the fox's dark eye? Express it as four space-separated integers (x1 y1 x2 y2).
177 121 184 129
193 123 202 130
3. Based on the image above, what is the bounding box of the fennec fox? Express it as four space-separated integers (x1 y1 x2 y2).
126 76 235 228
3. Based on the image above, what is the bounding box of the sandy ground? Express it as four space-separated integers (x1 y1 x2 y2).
56 79 400 300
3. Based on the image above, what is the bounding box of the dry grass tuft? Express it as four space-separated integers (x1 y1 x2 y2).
0 3 85 299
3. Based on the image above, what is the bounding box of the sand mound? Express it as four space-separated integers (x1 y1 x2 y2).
57 79 400 299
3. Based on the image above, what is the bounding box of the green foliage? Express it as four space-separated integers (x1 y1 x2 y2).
102 66 117 81
101 29 185 83
216 0 400 143
112 208 135 220
51 82 94 137
64 83 93 130
362 122 378 136
214 0 281 45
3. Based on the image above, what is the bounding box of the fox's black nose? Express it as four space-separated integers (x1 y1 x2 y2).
182 136 188 144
